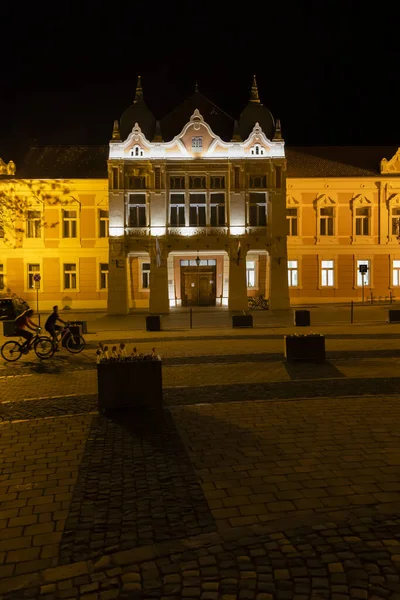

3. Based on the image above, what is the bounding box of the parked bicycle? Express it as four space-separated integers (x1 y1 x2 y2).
53 322 86 354
247 295 269 310
1 328 54 362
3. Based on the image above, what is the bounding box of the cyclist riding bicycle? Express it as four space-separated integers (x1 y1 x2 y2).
14 309 40 352
44 305 66 351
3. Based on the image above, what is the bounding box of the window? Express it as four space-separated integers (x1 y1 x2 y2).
28 264 40 289
170 194 185 226
250 175 267 188
141 262 150 289
130 145 143 157
189 193 206 226
356 260 370 286
128 194 146 227
275 166 282 188
192 137 203 151
246 260 256 288
393 260 400 286
64 263 77 290
98 210 109 238
249 193 267 226
127 176 146 189
189 176 206 189
0 264 4 290
319 207 334 236
63 210 77 238
321 260 334 287
170 176 185 189
100 263 108 289
26 210 41 238
355 207 370 236
180 260 216 266
250 144 265 156
210 193 225 226
112 167 119 189
287 208 298 236
288 260 298 287
210 176 225 189
391 207 400 236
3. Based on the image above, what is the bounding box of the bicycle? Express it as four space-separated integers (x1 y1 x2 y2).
247 295 269 310
52 322 85 354
1 328 55 362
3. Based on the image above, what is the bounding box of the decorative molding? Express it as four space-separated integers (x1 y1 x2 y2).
0 158 16 175
381 148 400 174
315 193 337 206
126 227 150 237
351 193 372 208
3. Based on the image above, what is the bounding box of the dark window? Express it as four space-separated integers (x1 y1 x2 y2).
249 193 267 226
189 176 206 189
128 194 146 227
189 193 206 226
210 193 225 226
170 194 185 226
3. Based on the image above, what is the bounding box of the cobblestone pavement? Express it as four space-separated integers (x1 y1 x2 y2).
0 327 400 598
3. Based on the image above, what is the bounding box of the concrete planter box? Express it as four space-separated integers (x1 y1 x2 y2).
388 310 400 323
97 360 163 415
2 320 17 337
232 315 253 328
294 309 310 326
284 334 325 362
146 315 161 331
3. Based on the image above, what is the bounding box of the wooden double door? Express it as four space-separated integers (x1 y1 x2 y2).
181 266 216 306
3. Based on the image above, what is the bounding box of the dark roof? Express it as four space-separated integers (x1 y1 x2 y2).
286 146 399 177
9 144 400 180
239 102 275 141
160 91 235 142
17 146 108 178
120 99 156 142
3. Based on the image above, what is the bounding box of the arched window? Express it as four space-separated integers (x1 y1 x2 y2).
250 144 265 156
130 145 144 157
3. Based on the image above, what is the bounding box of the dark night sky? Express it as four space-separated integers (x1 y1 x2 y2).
1 1 399 162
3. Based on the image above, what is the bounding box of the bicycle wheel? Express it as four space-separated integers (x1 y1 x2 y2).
34 337 55 359
66 334 85 354
1 341 23 362
248 297 256 310
260 298 269 310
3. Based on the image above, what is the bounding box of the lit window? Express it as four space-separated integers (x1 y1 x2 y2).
288 260 298 287
357 260 370 286
249 193 267 227
210 193 225 226
319 207 334 236
250 144 265 156
62 210 77 238
170 194 185 226
128 194 147 227
131 145 143 157
391 207 400 236
141 262 150 289
100 263 108 289
26 211 41 238
321 260 334 287
286 208 298 236
99 210 109 238
189 194 206 226
0 264 4 290
64 263 77 290
28 264 40 289
192 137 203 151
355 207 370 236
393 260 400 286
246 260 256 288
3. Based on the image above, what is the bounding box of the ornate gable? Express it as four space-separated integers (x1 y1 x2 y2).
381 148 400 174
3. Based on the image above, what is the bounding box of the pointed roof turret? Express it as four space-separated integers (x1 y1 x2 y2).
152 120 163 142
195 80 199 92
134 75 143 103
231 120 242 142
250 74 260 103
111 119 121 141
120 75 156 141
273 118 283 141
238 75 275 140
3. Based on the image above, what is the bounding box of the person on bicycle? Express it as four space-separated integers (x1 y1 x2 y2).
44 305 66 351
14 309 40 351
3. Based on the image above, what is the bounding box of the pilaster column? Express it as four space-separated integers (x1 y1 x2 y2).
149 239 169 314
107 239 129 315
228 242 248 311
269 188 290 310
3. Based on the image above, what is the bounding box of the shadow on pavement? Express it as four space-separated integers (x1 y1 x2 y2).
283 360 345 380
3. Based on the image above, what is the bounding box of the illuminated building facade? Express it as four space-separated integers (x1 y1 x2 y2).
1 76 400 313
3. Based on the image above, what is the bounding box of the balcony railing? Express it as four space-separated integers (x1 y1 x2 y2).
125 226 267 237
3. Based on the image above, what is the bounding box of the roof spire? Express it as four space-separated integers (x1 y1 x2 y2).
195 80 199 92
111 119 121 141
134 75 143 104
250 74 260 103
273 118 283 141
152 120 163 142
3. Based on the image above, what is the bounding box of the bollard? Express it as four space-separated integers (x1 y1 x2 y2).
350 300 354 324
189 308 193 329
